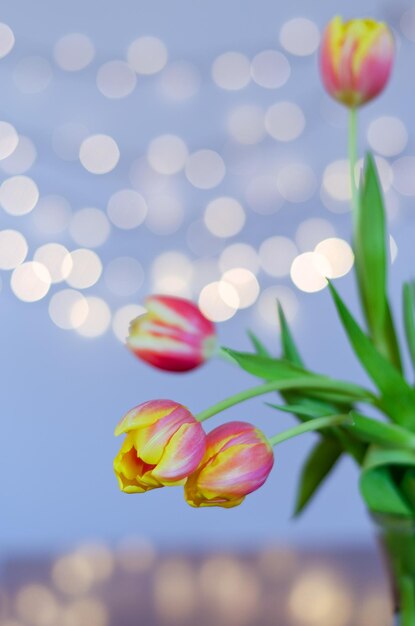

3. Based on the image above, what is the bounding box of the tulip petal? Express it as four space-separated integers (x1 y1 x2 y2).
152 421 206 482
114 399 179 436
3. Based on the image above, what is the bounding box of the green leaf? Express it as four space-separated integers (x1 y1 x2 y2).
403 281 415 373
247 330 270 357
222 348 375 404
277 302 304 366
293 438 343 516
360 446 415 517
350 412 415 450
328 283 415 429
355 153 402 370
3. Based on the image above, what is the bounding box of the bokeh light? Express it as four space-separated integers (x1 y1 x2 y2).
367 116 408 157
107 189 148 229
158 61 201 101
0 229 28 269
33 243 72 283
256 285 299 327
219 243 260 274
221 268 260 308
185 149 225 189
79 134 120 174
112 304 146 342
69 208 111 248
0 122 19 160
204 196 245 238
290 252 331 293
11 262 51 302
151 251 193 297
145 194 184 235
0 135 37 174
127 36 168 75
227 105 265 145
75 297 111 338
280 18 320 56
392 156 415 196
277 163 316 203
251 50 291 89
198 281 239 322
53 34 95 71
48 289 89 330
147 134 188 175
212 52 251 90
65 249 102 289
259 236 297 277
315 238 354 279
96 60 137 99
296 218 336 252
0 175 39 215
0 23 15 58
13 56 53 94
265 101 305 141
52 123 89 162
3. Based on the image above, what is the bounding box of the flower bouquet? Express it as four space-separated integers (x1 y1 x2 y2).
114 16 415 625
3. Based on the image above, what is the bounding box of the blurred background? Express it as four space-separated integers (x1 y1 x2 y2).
0 0 414 623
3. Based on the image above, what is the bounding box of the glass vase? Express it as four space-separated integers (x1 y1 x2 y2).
374 514 415 626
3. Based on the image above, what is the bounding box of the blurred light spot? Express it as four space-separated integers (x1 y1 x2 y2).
357 589 392 626
107 189 147 229
129 157 172 194
257 546 298 579
259 236 297 277
11 261 51 302
151 251 193 297
154 559 197 622
75 297 111 338
127 36 168 75
265 101 305 141
367 116 407 157
251 50 290 88
400 9 415 42
0 122 18 160
52 553 94 595
288 569 352 626
96 60 136 98
204 196 245 238
112 304 146 342
290 252 330 292
49 289 88 330
227 105 265 145
104 256 144 296
0 135 36 174
222 268 259 308
147 134 188 175
116 537 156 572
158 61 201 101
146 194 184 235
185 149 225 189
60 598 108 626
0 175 39 215
245 175 284 215
76 543 114 581
219 243 260 274
390 234 398 263
69 207 111 247
52 123 89 161
199 281 239 322
257 285 298 327
0 23 15 58
392 156 415 196
280 18 320 56
0 229 28 269
199 555 260 622
13 56 52 93
277 162 316 202
315 238 354 278
34 243 72 283
54 33 95 71
79 134 119 174
323 160 350 201
33 195 71 234
212 52 251 90
15 584 58 626
66 249 102 289
296 218 336 251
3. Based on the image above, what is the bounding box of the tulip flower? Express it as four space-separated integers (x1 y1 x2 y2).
127 295 217 372
320 16 394 108
114 399 206 493
184 421 274 508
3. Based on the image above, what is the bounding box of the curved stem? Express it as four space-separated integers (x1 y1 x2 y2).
268 414 350 447
195 378 374 423
348 106 359 225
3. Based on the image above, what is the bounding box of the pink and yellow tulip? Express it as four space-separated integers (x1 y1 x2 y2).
320 16 394 107
127 295 217 372
114 399 206 493
185 421 274 508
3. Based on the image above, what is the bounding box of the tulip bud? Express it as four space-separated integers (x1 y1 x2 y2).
114 400 206 493
320 16 394 107
185 421 274 508
127 295 217 372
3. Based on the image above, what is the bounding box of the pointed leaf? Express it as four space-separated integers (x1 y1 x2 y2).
294 438 343 516
355 153 402 370
350 412 415 450
277 302 304 366
328 283 415 428
247 330 271 357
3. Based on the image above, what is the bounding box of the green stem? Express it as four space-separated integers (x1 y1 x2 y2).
195 379 374 423
399 575 415 626
268 414 350 447
348 106 359 225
